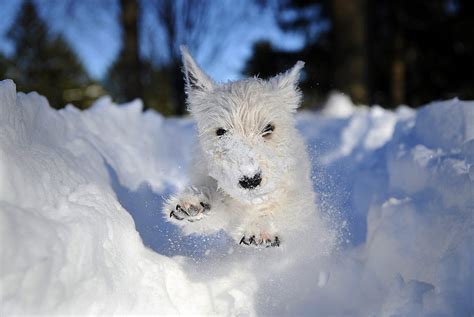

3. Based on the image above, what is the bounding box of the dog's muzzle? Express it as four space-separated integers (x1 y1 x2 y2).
239 172 262 190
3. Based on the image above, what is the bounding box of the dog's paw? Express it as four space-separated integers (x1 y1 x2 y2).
169 200 210 222
163 187 211 222
165 190 211 222
239 232 280 248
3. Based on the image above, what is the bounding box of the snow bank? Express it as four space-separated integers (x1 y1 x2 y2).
0 79 472 315
0 80 256 315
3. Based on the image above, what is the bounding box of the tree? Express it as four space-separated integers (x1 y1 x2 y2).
7 0 99 109
330 0 368 104
274 0 369 104
106 0 252 114
368 0 474 107
251 0 474 108
246 0 334 108
244 40 332 109
115 0 143 103
106 58 175 115
144 0 252 115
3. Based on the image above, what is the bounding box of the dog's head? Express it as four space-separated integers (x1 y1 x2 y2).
181 46 304 204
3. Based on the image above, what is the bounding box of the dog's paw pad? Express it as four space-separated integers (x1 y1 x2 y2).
169 201 210 222
239 235 280 248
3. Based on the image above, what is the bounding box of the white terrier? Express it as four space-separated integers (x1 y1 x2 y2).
163 47 318 248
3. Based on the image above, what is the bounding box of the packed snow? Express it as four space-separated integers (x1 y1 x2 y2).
0 79 472 315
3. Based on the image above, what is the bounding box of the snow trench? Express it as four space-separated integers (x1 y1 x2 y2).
0 79 472 315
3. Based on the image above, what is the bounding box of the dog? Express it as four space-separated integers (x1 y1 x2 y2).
163 46 318 248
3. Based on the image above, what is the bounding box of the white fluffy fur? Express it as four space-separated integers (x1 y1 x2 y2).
163 46 318 247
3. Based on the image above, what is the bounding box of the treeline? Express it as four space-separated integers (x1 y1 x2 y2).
1 0 473 112
246 0 474 108
0 0 174 112
0 0 247 113
0 1 103 109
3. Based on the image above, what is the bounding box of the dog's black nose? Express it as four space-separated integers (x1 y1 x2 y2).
239 173 262 189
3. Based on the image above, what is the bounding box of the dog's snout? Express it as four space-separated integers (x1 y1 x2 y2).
239 173 262 189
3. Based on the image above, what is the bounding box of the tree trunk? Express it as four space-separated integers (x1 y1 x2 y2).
119 0 142 103
390 7 405 107
331 0 369 104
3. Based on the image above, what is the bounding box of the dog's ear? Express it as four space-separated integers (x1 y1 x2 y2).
274 61 305 89
180 46 214 93
270 61 304 111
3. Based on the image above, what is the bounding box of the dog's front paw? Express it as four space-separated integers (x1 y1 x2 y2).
239 232 280 248
165 188 212 223
169 200 210 222
165 189 211 223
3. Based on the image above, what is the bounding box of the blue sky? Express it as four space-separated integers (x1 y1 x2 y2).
0 0 304 82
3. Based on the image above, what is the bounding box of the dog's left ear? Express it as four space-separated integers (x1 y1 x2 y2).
180 45 214 93
270 61 304 111
273 61 305 90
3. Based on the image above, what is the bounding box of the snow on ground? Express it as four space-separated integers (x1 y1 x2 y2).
0 79 472 316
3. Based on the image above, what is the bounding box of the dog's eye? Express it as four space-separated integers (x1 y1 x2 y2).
216 128 227 136
262 124 274 137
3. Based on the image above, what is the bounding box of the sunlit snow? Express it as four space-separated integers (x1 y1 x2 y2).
0 80 472 315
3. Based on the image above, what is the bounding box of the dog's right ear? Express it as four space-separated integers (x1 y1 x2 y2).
180 46 214 93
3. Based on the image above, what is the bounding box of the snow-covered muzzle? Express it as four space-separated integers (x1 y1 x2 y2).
200 131 288 204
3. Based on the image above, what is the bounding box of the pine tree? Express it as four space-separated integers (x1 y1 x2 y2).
7 0 99 109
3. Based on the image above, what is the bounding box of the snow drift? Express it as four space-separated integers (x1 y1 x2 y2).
0 79 472 316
